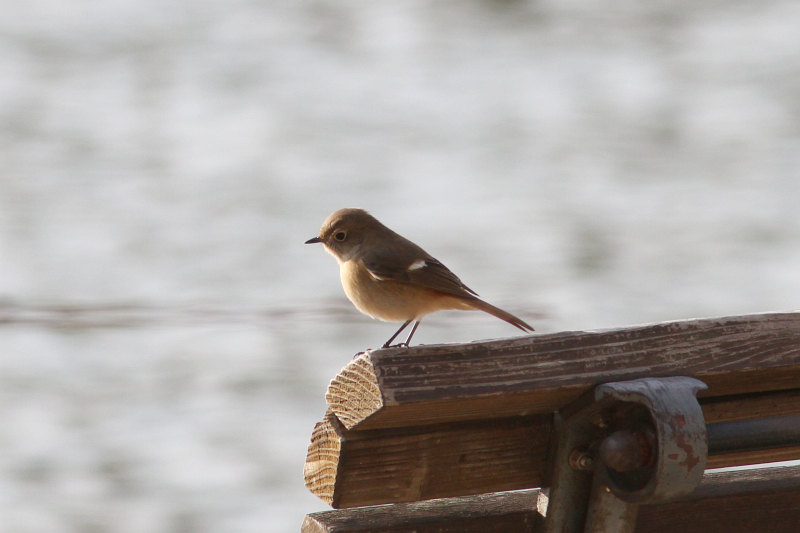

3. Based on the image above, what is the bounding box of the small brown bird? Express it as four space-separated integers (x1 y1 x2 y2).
305 208 534 348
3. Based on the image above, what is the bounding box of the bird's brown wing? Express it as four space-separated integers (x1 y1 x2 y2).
362 241 534 333
361 244 479 298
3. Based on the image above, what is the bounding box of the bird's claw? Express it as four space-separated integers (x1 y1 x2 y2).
381 342 409 349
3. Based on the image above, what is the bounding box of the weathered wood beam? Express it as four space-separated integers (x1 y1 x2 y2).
304 411 552 508
327 313 800 430
305 390 800 507
302 465 800 533
301 488 543 533
636 464 800 532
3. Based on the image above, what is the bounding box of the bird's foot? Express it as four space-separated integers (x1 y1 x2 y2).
381 342 409 349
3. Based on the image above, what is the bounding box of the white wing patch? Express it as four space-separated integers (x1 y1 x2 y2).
408 259 427 271
368 270 388 281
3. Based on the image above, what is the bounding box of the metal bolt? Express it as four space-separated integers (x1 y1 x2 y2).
569 448 594 471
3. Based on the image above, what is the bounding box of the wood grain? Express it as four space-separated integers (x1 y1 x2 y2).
302 465 800 533
327 313 800 430
304 411 343 505
302 488 542 533
325 355 382 430
305 411 552 508
308 313 800 510
636 464 800 532
305 388 800 507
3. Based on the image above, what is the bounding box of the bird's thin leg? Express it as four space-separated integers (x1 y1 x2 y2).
382 319 413 348
402 320 421 346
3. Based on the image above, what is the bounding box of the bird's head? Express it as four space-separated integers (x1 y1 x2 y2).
305 208 384 262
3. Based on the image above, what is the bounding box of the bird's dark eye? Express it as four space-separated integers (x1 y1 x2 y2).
334 231 347 241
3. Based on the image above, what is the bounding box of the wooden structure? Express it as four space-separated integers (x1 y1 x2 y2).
301 312 800 532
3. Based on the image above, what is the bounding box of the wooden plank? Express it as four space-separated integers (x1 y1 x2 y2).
304 411 343 504
302 465 800 533
707 446 800 469
327 313 800 430
301 489 542 533
636 465 800 532
305 389 800 507
305 411 552 508
700 389 800 423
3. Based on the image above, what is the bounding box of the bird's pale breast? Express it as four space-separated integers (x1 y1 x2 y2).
339 259 471 322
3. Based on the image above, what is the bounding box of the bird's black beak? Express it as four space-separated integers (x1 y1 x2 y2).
305 236 323 244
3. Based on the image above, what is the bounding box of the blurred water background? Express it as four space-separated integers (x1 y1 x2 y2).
1 1 799 532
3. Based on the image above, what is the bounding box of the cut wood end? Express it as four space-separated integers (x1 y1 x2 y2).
326 351 384 430
304 413 343 505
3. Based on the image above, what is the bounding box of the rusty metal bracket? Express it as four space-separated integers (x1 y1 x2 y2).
543 376 708 533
